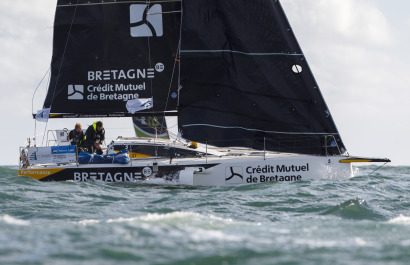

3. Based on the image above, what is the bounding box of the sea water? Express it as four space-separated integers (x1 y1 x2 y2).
0 165 409 265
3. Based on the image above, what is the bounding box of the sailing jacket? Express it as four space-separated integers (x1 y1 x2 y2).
68 130 84 146
84 122 105 146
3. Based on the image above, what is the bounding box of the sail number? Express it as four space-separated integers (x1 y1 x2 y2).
155 63 164 72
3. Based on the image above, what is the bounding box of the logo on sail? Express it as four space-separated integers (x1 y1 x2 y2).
68 85 84 100
126 98 153 114
130 4 163 37
225 167 243 184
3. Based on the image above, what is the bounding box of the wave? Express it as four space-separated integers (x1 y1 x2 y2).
354 165 410 177
78 211 239 227
0 166 18 177
76 211 254 244
321 198 388 221
388 215 410 225
0 214 30 226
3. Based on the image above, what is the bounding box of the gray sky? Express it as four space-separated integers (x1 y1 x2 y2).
0 0 408 165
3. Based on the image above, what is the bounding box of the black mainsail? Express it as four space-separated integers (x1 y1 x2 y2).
178 0 346 155
43 0 181 118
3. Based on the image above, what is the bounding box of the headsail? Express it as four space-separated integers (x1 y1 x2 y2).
178 0 346 155
43 0 181 118
133 116 169 139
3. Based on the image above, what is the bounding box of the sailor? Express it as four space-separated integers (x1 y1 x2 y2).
84 121 105 155
68 123 84 148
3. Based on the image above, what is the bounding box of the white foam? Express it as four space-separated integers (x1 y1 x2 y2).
142 177 179 185
189 227 243 242
354 237 367 246
106 216 140 223
0 215 30 226
178 168 195 185
292 234 336 247
106 211 233 224
352 167 360 177
77 219 101 225
388 215 410 224
140 211 207 221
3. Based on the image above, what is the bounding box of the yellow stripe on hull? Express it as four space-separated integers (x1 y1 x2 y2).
339 157 391 163
18 168 65 180
130 152 153 158
113 150 152 158
339 159 372 163
114 150 153 158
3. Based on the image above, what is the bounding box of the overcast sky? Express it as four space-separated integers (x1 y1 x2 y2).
0 0 409 166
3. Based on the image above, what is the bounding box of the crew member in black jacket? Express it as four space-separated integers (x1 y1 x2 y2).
68 123 84 147
84 121 105 155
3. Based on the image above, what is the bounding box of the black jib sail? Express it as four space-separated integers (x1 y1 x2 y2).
43 0 181 118
133 116 169 139
178 0 346 155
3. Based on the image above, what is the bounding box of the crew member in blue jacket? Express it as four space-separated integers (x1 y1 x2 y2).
84 121 105 155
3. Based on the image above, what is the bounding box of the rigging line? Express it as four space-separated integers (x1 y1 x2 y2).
42 0 79 147
146 0 153 97
132 116 178 139
367 162 389 177
41 123 48 147
176 0 183 108
148 10 181 15
162 44 179 121
131 3 180 146
46 67 52 93
57 0 181 7
137 116 180 141
180 50 303 56
32 67 50 143
31 67 50 115
141 2 183 149
164 55 182 145
145 0 158 157
132 116 182 145
170 0 183 148
38 69 51 146
34 120 37 147
182 124 340 135
49 0 80 112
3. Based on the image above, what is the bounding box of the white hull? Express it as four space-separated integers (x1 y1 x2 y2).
18 153 353 186
185 154 352 186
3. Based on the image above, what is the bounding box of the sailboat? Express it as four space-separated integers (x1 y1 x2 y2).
18 0 390 185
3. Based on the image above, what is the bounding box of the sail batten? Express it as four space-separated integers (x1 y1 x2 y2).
180 50 304 56
57 0 181 8
181 124 340 136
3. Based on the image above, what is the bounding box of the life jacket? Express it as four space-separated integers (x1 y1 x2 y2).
70 130 84 146
84 121 105 144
